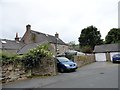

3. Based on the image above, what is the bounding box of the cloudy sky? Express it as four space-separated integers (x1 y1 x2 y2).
0 0 119 44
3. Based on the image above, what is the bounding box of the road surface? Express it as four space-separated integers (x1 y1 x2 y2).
2 62 119 88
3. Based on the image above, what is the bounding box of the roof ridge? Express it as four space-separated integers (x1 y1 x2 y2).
94 43 120 53
31 30 55 37
96 43 119 47
30 29 67 45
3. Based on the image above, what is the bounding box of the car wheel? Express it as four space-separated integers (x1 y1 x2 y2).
112 60 115 63
60 68 64 73
73 69 76 72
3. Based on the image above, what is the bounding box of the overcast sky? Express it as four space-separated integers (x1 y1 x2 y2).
0 0 119 44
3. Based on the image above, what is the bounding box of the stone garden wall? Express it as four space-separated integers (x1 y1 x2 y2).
1 55 96 84
74 54 96 68
2 63 28 83
1 57 56 84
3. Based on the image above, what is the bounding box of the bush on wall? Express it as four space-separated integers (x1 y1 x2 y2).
22 43 53 69
1 43 53 69
1 51 18 65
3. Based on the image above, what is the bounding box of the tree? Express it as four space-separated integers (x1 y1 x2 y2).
68 41 76 47
78 26 103 51
68 41 76 49
68 41 80 51
81 45 93 53
105 28 120 44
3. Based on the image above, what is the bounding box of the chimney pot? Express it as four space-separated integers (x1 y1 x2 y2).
55 32 59 38
26 24 31 31
15 33 19 42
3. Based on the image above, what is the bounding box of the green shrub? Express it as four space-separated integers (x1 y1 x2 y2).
1 44 53 69
81 46 93 53
0 51 18 65
65 54 74 61
65 52 76 61
22 44 53 69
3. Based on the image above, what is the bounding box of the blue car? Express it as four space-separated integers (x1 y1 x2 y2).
56 57 78 72
112 54 120 63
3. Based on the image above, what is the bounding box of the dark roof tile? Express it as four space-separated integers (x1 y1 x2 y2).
0 39 25 50
31 30 67 45
17 41 48 54
94 43 120 53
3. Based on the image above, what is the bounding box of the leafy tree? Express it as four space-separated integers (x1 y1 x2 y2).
68 41 76 46
81 45 93 53
78 25 103 51
68 41 76 49
105 28 120 44
68 41 80 51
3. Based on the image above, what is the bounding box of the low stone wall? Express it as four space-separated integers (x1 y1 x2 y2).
1 57 56 84
31 57 56 76
2 64 28 84
74 54 96 68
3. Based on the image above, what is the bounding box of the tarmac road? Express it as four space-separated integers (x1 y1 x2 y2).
2 62 119 88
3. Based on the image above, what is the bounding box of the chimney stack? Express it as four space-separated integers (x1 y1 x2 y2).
55 32 59 38
26 24 31 31
15 33 19 42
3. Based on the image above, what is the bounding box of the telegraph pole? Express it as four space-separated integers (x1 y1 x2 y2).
54 33 59 74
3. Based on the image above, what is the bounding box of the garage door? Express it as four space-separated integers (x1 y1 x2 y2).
95 53 106 61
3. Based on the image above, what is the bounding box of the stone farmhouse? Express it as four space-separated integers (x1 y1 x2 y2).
0 24 69 55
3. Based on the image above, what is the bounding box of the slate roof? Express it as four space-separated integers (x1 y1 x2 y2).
17 30 67 54
31 30 67 45
17 41 48 54
0 39 24 50
0 28 67 54
94 43 120 53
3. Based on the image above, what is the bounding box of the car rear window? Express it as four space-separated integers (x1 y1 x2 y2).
113 54 120 57
57 57 70 62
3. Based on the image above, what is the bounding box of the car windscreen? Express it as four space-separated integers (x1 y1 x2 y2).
113 54 120 57
57 57 70 62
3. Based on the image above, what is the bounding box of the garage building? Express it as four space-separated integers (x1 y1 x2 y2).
94 43 120 62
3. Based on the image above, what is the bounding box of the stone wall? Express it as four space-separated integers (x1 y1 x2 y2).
31 57 56 76
2 63 28 84
74 54 96 68
51 43 69 55
1 57 56 84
